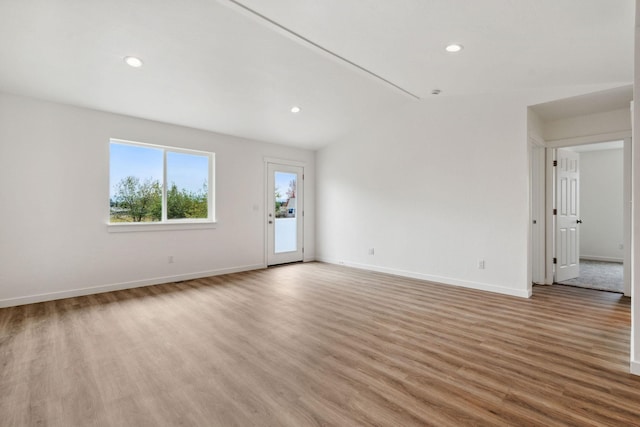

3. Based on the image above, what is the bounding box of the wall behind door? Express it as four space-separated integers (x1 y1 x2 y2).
579 148 624 262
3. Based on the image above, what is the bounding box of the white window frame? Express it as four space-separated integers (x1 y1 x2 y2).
107 138 216 233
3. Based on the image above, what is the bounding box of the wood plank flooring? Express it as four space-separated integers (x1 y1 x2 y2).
1 262 639 426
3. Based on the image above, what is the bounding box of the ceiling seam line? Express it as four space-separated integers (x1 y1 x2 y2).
223 0 421 100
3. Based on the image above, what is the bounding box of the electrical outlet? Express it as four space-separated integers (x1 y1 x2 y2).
478 259 485 269
168 255 174 264
368 248 375 255
619 244 624 250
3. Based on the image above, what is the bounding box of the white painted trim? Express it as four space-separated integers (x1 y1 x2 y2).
263 157 307 167
317 258 532 299
545 148 556 285
0 263 265 308
107 221 217 233
631 361 640 376
623 136 632 297
580 255 623 263
529 135 545 147
529 142 546 284
546 130 631 148
303 256 316 263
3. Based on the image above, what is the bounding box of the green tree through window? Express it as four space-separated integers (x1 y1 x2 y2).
112 176 162 222
110 140 214 223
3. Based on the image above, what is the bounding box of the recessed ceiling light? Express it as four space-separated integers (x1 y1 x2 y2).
445 44 463 53
124 56 143 68
290 106 301 113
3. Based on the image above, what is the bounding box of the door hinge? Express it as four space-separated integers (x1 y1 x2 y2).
302 247 304 253
553 208 557 215
553 160 558 167
553 257 557 264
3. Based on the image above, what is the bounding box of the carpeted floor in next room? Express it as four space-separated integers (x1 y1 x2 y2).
558 259 623 293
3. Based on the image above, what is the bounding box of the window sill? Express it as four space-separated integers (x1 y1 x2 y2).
107 221 217 233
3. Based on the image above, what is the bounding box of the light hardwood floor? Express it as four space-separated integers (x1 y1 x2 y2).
1 262 639 426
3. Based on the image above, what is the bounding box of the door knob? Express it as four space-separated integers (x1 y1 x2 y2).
268 220 273 224
576 219 583 224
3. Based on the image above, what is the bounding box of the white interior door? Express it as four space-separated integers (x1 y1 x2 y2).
267 163 304 266
555 149 581 282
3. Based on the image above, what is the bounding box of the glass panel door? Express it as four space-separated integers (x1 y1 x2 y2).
267 163 303 265
274 171 297 253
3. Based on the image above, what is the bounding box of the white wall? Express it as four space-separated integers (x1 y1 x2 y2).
0 92 315 306
316 93 533 298
579 149 624 262
527 109 545 143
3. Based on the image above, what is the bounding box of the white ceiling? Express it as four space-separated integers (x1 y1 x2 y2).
0 0 634 149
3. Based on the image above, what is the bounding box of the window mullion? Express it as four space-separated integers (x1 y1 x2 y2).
162 149 168 222
209 153 215 220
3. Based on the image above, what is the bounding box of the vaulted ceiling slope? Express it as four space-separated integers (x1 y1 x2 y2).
0 0 634 149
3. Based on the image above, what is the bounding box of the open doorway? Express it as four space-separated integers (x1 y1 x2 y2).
531 138 631 296
554 141 624 293
528 85 633 297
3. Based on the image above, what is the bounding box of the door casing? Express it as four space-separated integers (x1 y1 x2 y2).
530 140 546 285
264 158 305 266
534 135 632 295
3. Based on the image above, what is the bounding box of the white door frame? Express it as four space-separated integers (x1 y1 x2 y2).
538 132 632 295
529 137 546 285
623 136 632 297
264 157 306 266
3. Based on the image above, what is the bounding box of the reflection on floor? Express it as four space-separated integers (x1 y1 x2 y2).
558 259 623 293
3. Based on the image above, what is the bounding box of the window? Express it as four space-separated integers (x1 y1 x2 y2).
109 139 214 226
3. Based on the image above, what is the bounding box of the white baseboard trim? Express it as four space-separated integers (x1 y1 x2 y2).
631 360 640 376
0 263 266 308
304 256 316 263
317 258 532 298
580 255 623 263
